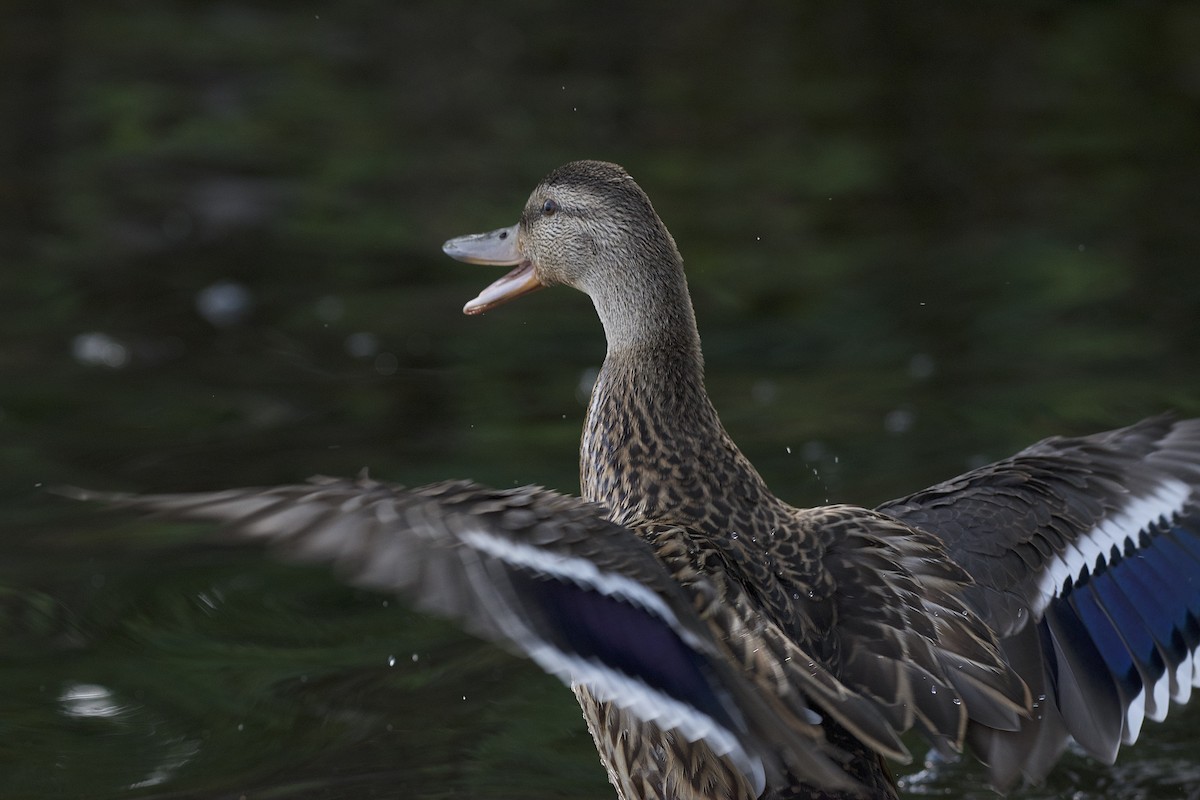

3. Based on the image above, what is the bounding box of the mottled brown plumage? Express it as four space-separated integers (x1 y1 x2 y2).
524 162 1027 798
68 161 1200 799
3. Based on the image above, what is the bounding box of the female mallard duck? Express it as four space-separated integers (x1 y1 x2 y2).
77 161 1200 799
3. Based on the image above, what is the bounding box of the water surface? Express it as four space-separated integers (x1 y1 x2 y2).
3 3 1200 798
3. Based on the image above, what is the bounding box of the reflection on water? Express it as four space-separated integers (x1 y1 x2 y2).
58 682 125 719
55 682 202 790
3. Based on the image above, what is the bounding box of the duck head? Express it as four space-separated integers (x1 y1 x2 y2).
443 160 686 321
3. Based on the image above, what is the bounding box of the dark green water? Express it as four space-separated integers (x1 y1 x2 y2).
3 3 1200 798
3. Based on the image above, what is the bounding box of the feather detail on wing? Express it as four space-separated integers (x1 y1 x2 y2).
63 477 859 795
879 415 1200 789
813 508 1031 753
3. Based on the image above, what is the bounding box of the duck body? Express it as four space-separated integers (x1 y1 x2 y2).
521 162 1031 798
73 161 1200 799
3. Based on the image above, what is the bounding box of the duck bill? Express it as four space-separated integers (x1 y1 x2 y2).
442 224 545 315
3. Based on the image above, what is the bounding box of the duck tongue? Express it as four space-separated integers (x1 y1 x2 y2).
442 224 545 315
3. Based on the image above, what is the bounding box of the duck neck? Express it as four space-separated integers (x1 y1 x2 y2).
580 282 774 526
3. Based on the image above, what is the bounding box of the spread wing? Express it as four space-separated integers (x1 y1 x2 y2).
878 415 1200 788
66 477 858 795
817 508 1032 752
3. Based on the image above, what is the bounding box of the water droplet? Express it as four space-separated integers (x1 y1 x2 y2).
884 407 915 435
373 351 399 376
908 352 936 380
315 294 344 322
751 379 777 405
196 280 254 328
71 332 130 369
576 367 599 404
345 331 380 359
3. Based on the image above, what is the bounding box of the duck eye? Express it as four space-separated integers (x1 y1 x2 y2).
541 199 559 217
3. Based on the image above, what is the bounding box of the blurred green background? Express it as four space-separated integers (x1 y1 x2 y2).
2 3 1199 799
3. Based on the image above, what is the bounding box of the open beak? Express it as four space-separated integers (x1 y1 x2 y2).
442 224 545 315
